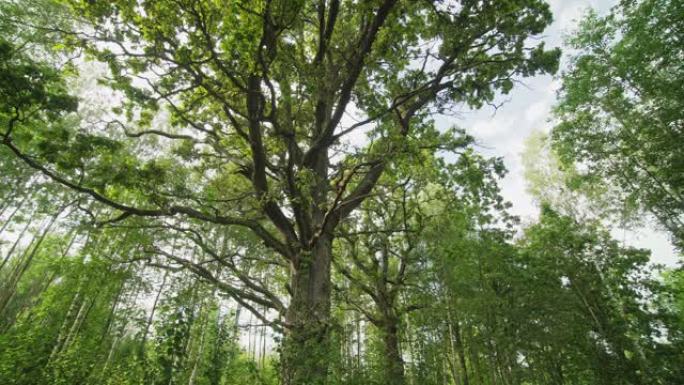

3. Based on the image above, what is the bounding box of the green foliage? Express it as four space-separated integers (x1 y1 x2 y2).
420 205 684 385
0 1 681 385
551 0 684 248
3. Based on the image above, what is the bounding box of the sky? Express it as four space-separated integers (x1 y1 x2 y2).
436 0 680 266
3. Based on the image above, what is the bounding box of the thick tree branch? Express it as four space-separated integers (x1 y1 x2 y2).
0 137 292 257
304 0 399 166
149 247 282 314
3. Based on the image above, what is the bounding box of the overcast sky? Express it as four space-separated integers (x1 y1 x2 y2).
437 0 679 267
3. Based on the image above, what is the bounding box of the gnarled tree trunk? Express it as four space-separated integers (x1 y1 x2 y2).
381 316 406 385
281 235 333 385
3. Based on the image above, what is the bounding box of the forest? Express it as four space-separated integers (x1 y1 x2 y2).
0 0 682 384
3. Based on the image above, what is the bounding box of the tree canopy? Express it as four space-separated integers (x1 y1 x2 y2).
0 0 681 385
551 0 684 248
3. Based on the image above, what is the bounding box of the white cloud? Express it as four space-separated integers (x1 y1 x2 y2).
524 100 550 124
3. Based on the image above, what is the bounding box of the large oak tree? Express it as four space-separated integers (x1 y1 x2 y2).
1 0 559 383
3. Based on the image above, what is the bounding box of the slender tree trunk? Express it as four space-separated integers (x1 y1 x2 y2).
452 319 470 385
48 285 83 364
260 304 267 368
0 212 33 273
0 192 16 219
445 317 461 385
446 299 470 385
0 176 31 215
0 194 28 237
93 276 128 380
0 210 60 315
281 235 333 385
101 278 126 342
99 334 122 381
175 277 202 383
61 296 96 352
188 302 210 385
357 315 362 373
99 284 136 383
60 270 106 355
141 269 169 353
233 302 242 335
247 310 255 360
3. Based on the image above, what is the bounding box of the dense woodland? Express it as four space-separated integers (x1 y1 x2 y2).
0 0 682 384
